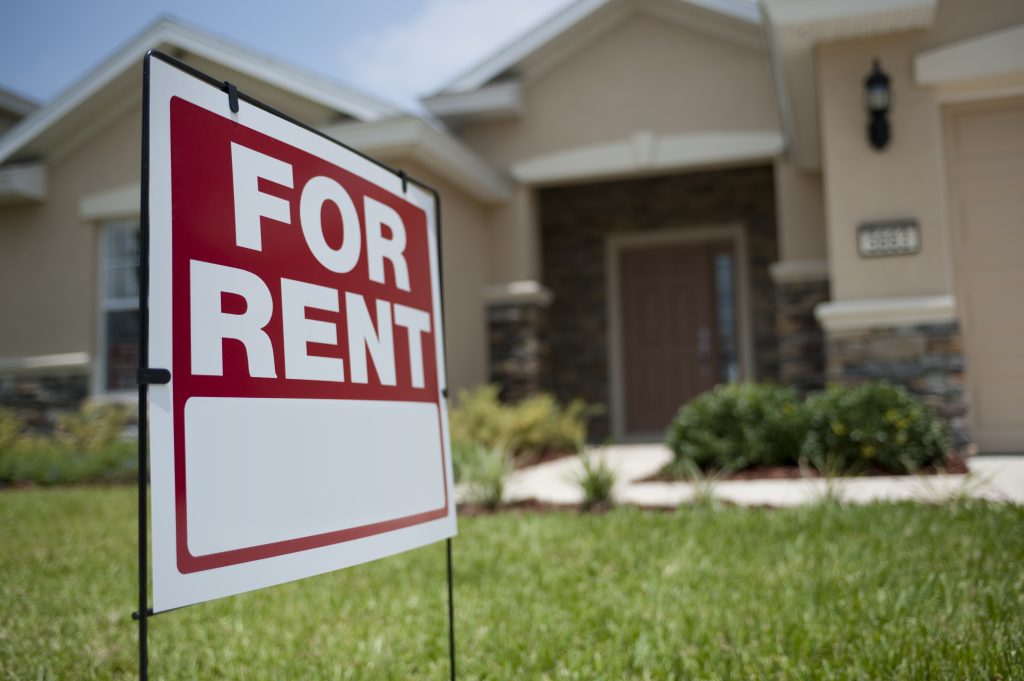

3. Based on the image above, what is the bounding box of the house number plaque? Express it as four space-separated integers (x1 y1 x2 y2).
858 219 920 257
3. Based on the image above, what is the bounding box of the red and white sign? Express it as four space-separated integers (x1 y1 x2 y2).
145 55 456 612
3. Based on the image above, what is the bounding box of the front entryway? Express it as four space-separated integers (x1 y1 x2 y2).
609 230 746 438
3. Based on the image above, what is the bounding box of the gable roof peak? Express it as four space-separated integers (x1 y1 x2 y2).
432 0 762 97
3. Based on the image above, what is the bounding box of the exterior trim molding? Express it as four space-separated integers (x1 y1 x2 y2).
0 352 91 374
605 225 755 441
0 88 38 118
435 0 759 95
915 24 1024 87
79 183 140 221
0 162 46 204
763 0 935 39
421 81 524 123
483 280 553 307
814 295 956 333
769 258 829 284
512 130 784 185
0 17 400 165
325 116 511 204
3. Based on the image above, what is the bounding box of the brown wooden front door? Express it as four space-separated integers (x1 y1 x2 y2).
618 239 736 436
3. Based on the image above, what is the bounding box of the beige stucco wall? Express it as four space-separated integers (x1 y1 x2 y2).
485 185 540 283
818 34 953 301
455 11 781 282
772 158 826 262
462 12 779 168
0 103 141 364
816 0 1024 302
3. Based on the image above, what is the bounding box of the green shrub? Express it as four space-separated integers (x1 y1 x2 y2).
449 385 596 463
666 383 807 473
0 408 21 452
458 444 511 509
803 381 951 474
574 445 616 510
55 403 130 453
0 404 136 486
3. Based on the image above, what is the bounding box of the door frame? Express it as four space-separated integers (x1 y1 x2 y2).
605 224 754 441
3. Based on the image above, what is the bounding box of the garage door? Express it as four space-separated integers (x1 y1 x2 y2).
944 96 1024 453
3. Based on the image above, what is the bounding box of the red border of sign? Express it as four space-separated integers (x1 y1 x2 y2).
164 84 451 576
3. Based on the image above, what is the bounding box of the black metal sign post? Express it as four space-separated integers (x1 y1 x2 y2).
134 50 457 681
134 52 153 681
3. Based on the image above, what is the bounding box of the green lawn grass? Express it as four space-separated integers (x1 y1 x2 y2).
1 488 1022 680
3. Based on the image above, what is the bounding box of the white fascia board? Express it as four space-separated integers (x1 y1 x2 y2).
814 295 955 333
0 351 90 374
440 0 760 95
483 280 554 307
0 162 46 203
79 183 140 221
441 0 616 94
642 0 762 49
764 0 935 35
421 81 524 122
512 130 784 185
916 24 1024 86
687 0 760 24
0 18 399 165
325 117 511 204
0 88 38 118
769 258 829 284
162 22 400 121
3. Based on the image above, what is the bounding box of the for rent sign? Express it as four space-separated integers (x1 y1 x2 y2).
145 55 455 612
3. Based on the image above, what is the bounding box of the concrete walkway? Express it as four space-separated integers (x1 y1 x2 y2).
496 444 1024 508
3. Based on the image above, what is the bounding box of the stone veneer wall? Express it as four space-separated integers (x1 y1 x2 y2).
539 165 779 440
487 300 550 403
776 278 830 393
824 322 970 448
0 371 90 430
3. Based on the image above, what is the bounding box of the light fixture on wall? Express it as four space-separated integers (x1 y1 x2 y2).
864 59 891 151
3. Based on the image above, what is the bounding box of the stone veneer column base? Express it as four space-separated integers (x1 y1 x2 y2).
823 321 970 449
485 281 552 402
772 262 830 393
0 371 90 429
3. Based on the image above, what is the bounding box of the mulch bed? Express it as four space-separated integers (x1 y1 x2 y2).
456 499 685 515
641 451 969 483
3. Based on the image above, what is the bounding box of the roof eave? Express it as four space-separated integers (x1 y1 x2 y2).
0 17 402 166
323 117 511 205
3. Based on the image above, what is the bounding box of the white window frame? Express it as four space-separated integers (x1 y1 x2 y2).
94 219 141 398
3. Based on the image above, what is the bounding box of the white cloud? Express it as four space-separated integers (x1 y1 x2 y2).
339 0 576 111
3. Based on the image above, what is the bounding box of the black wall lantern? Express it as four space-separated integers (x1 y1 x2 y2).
864 59 891 150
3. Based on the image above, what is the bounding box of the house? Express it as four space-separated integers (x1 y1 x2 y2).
1 0 1022 453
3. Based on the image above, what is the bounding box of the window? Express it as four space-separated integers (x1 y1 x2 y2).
713 249 740 384
99 221 140 392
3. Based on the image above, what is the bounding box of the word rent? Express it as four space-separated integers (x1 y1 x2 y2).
190 142 431 388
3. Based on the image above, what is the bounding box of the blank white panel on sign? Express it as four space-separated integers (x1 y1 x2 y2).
184 398 446 556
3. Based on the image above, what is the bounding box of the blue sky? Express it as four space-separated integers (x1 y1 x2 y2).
0 0 576 111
